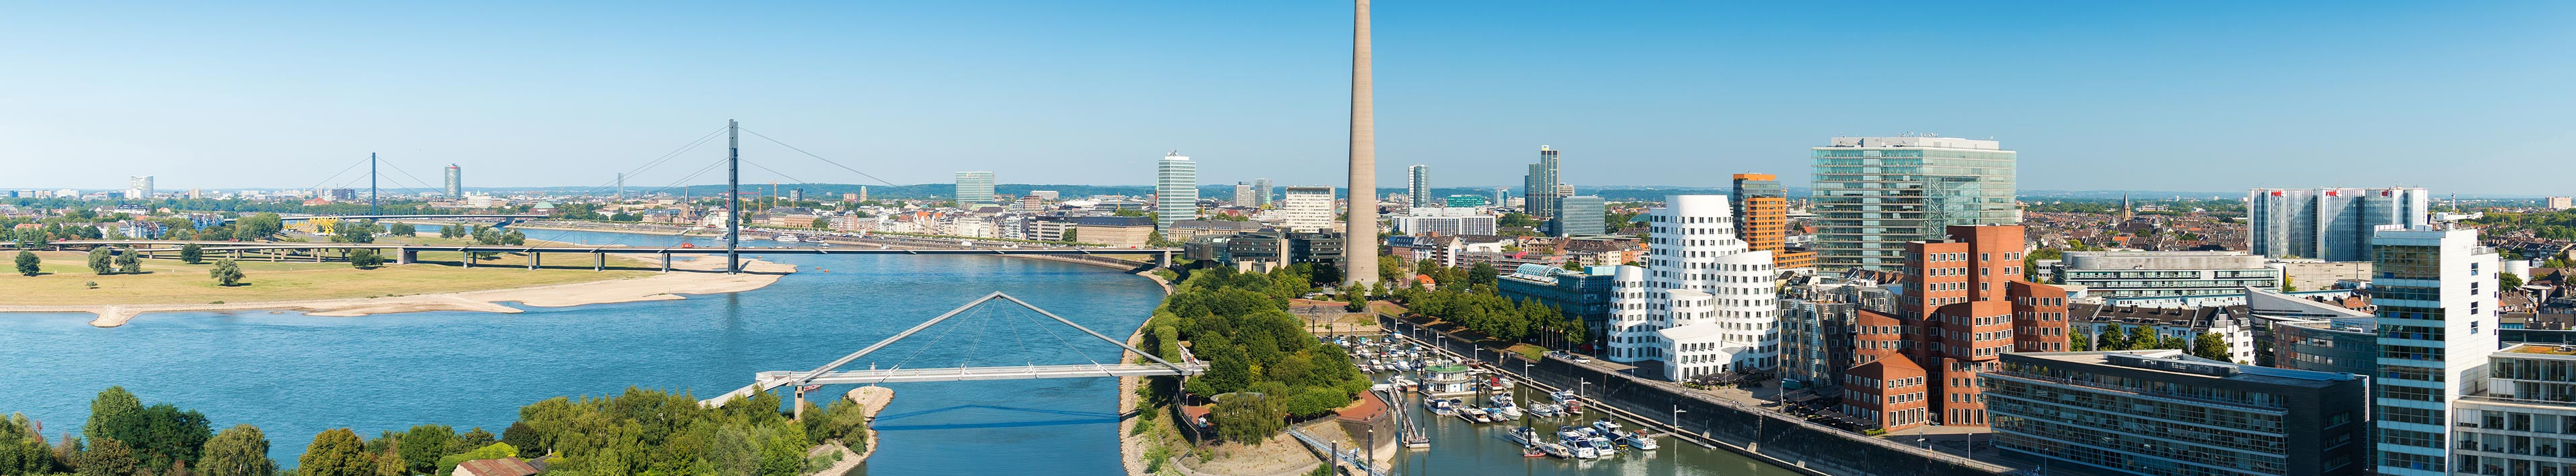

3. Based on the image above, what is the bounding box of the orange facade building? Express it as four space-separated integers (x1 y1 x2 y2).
1730 173 1816 270
1840 225 2068 432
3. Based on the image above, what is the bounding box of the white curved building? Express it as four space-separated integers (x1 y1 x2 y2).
1605 195 1778 380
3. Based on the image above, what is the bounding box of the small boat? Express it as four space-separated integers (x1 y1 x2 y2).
1493 395 1524 419
1538 441 1571 458
1486 376 1511 392
1587 434 1616 455
1482 407 1508 422
1616 430 1660 450
802 237 828 243
1550 390 1579 405
1526 404 1561 418
1561 436 1602 459
1426 398 1458 415
1521 445 1547 458
1591 419 1626 435
1507 427 1542 446
772 233 799 242
1459 407 1488 423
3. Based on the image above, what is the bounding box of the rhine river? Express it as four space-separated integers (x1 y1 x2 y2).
0 227 1809 475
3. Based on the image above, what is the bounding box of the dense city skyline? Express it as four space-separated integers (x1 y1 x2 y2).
6 1 2573 193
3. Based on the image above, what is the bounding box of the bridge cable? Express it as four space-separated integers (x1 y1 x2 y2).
304 156 373 194
565 126 730 199
1019 303 1110 375
866 301 983 386
738 127 906 187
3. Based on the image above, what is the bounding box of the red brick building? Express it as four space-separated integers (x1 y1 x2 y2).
1840 225 2069 432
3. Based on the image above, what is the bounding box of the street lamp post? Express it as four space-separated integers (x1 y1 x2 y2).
1672 405 1687 428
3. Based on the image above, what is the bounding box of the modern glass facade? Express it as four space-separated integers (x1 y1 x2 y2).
1497 265 1618 345
1408 165 1431 208
1810 136 2017 272
2449 345 2576 476
2247 187 2430 262
1524 146 1560 219
1154 154 1196 232
953 171 996 204
1986 351 2370 475
1553 196 1605 237
2370 226 2501 476
1443 194 1488 208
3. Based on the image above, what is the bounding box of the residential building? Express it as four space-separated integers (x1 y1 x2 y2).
2449 344 2576 475
1498 264 1619 343
1984 350 2373 475
1393 207 1496 236
1561 236 1641 266
2548 197 2573 210
127 175 153 199
1408 165 1431 208
1732 173 1816 270
1232 182 1255 206
2370 224 2501 476
1164 219 1261 242
1842 225 2070 431
1155 152 1197 232
2069 303 2259 364
1554 196 1605 237
2051 251 2283 299
1022 216 1077 242
1069 216 1156 249
1524 146 1561 220
1811 136 2018 272
1187 231 1344 272
2247 187 2431 262
1603 195 1778 380
1781 276 1895 392
444 165 462 197
1017 195 1044 214
1280 186 1335 233
953 171 996 205
1028 190 1058 201
2242 285 2379 370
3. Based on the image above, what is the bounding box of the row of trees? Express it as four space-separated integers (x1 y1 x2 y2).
1142 266 1372 444
2071 325 2232 361
6 386 854 476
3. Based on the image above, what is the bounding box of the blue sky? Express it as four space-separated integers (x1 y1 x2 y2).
3 1 2571 195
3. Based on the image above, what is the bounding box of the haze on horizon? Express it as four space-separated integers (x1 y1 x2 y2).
3 1 2570 195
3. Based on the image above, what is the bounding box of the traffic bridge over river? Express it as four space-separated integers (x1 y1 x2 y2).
47 240 1182 272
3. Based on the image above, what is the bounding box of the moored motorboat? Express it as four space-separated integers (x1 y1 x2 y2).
1616 430 1660 450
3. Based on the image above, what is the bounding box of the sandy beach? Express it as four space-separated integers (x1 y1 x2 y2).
0 254 794 327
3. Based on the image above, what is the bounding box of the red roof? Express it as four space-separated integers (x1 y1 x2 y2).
453 458 539 476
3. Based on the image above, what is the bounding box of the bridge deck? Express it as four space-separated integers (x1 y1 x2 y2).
697 363 1205 406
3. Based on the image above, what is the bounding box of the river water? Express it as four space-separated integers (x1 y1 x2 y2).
0 227 1807 475
0 228 1163 475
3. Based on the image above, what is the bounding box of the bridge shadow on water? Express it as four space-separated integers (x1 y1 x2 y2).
869 404 1120 432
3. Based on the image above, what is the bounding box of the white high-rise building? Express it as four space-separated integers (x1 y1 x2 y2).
127 176 154 199
2249 187 2432 262
1408 165 1431 208
953 171 996 205
2370 224 2501 476
1154 152 1197 232
1233 182 1256 206
1280 186 1336 233
1605 195 1779 380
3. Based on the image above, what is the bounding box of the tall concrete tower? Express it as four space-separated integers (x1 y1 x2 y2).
1344 0 1379 287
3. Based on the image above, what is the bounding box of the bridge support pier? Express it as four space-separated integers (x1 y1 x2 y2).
594 253 604 271
660 252 671 272
793 389 807 421
398 249 415 265
529 252 540 270
1158 251 1171 268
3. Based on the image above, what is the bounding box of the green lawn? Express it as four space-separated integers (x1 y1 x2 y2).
3 250 650 305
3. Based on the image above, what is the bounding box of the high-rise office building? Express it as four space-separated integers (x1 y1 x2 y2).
1233 182 1256 206
2248 187 2432 262
1553 196 1605 237
443 165 462 198
1524 146 1561 219
1603 195 1778 380
2547 196 2573 210
1841 225 2068 432
1811 136 2017 272
2369 224 2499 476
127 176 153 199
1252 179 1273 207
1155 153 1197 232
2449 345 2576 475
953 171 996 204
1408 165 1431 208
1280 186 1336 233
1732 173 1816 270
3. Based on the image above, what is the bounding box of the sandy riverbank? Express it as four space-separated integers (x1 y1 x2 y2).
0 254 793 327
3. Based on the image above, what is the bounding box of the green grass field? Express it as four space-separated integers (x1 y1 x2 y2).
3 249 652 306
